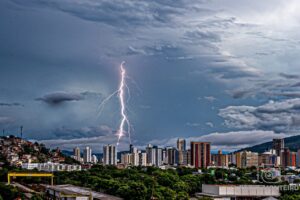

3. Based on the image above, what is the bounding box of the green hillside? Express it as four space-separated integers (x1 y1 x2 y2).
240 134 300 153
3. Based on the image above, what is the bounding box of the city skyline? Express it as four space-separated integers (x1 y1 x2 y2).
1 0 300 153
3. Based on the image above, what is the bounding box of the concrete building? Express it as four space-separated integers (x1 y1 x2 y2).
103 144 116 165
22 162 81 172
121 153 132 166
211 150 229 167
177 138 186 151
45 184 122 200
146 144 155 166
73 147 81 162
297 149 300 167
273 138 284 156
236 152 242 168
241 151 258 168
91 155 98 164
228 152 236 165
83 146 92 163
198 184 280 200
139 152 147 166
166 147 178 165
191 141 211 168
182 150 191 166
258 150 279 168
154 146 163 167
177 138 186 165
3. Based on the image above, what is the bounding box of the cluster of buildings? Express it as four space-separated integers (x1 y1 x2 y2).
0 136 67 166
72 146 98 164
234 138 300 169
0 136 81 172
73 138 300 170
21 162 81 172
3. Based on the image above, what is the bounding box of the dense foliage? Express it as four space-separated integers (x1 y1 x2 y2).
52 165 215 199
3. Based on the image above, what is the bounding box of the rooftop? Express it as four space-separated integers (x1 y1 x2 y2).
46 184 122 200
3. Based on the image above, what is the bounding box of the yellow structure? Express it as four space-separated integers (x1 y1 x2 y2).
7 172 54 185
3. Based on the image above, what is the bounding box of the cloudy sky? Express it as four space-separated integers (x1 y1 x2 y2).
1 0 300 152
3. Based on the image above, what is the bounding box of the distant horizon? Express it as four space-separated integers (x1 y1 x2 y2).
1 133 288 154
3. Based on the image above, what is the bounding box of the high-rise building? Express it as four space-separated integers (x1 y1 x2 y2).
297 149 300 167
92 155 98 163
162 149 168 164
290 152 297 167
281 148 296 168
177 138 186 165
139 152 147 166
154 146 163 167
281 148 290 168
258 150 279 168
121 153 132 166
166 147 178 165
146 144 156 166
177 138 186 151
103 144 116 165
83 146 92 163
273 138 284 156
235 152 242 168
228 152 236 165
241 151 258 168
190 142 211 168
211 150 228 167
182 150 191 166
73 147 81 161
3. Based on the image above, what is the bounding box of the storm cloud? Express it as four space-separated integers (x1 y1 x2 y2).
219 98 300 133
1 0 300 151
35 92 84 105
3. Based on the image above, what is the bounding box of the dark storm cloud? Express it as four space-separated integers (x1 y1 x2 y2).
3 0 300 151
35 92 84 105
183 30 221 43
279 72 300 79
0 102 24 107
11 0 208 27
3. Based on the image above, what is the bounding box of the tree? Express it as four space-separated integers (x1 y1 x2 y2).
176 191 189 200
172 181 189 193
197 197 213 200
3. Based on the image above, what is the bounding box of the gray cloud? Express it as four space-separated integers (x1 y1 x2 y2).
0 116 14 124
35 92 84 105
183 30 221 43
204 96 217 102
0 102 24 107
185 122 201 127
11 0 208 27
39 134 130 153
219 98 300 133
279 72 300 79
206 122 214 128
51 125 114 139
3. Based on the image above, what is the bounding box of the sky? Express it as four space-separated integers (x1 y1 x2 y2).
1 0 300 152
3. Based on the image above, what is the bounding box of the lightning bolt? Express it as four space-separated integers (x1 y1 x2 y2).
117 61 131 145
97 61 131 146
